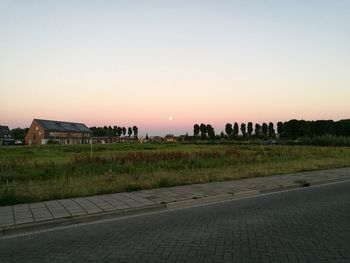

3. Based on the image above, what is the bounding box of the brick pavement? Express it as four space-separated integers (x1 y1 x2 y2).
1 167 350 236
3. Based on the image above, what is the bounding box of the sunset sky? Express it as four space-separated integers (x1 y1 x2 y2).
1 0 349 135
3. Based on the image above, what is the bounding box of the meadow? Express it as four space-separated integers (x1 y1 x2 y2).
1 142 350 205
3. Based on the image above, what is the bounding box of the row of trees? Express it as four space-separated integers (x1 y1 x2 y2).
193 122 278 140
89 126 138 138
193 119 350 140
224 122 277 138
279 119 350 139
193 124 216 139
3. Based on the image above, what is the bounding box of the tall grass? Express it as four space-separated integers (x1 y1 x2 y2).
1 143 350 205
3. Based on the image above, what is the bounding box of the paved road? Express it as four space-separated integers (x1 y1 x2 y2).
1 182 349 263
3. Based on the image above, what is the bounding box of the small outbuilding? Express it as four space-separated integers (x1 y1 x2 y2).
25 119 91 145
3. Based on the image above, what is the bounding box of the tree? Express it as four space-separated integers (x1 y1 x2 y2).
220 131 225 139
11 127 29 141
117 127 123 137
206 124 215 140
233 122 239 137
262 123 268 138
122 127 126 136
277 122 283 137
145 133 149 140
108 126 113 137
132 126 138 139
113 126 118 136
200 123 207 139
193 124 200 138
336 119 350 136
240 123 246 137
103 126 108 136
128 127 132 137
225 123 233 137
282 119 301 139
247 122 253 136
255 124 261 138
268 122 275 138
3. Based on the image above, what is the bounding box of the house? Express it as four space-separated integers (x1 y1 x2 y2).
25 119 91 145
164 134 177 142
0 125 15 146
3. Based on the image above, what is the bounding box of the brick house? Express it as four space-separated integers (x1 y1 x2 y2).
25 119 91 145
0 125 15 145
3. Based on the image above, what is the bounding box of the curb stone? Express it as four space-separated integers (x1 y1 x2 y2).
259 184 300 194
310 176 350 186
166 194 234 209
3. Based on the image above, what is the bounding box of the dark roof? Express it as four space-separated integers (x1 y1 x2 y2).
34 119 91 133
0 125 12 139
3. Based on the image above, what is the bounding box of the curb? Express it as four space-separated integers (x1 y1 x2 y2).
1 203 166 237
310 176 350 186
167 194 234 209
259 184 300 194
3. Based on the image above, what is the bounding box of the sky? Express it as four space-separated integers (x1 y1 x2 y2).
1 0 349 135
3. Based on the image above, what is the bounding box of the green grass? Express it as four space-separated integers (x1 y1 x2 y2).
1 143 350 205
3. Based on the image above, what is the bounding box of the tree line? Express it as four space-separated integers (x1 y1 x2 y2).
193 122 277 140
279 119 350 139
192 119 350 140
89 126 138 138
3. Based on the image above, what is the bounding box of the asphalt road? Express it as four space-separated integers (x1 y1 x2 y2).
1 182 349 263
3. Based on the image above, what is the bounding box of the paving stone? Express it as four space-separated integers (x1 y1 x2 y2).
73 198 102 214
0 206 12 214
30 207 54 222
98 195 129 209
29 202 46 209
45 201 71 218
0 215 14 226
85 197 115 211
58 199 87 216
111 194 142 208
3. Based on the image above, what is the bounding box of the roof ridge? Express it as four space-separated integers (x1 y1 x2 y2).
34 118 86 125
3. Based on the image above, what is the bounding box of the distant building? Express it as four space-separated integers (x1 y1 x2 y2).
149 136 163 142
164 134 177 142
92 136 137 144
25 119 91 145
0 125 15 146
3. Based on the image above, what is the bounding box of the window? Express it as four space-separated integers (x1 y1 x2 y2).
36 126 38 130
39 132 41 136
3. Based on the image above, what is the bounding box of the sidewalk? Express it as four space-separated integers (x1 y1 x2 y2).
1 167 350 237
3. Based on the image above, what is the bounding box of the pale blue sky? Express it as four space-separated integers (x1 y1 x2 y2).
1 0 349 135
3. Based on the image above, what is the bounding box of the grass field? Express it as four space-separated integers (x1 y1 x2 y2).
1 143 350 205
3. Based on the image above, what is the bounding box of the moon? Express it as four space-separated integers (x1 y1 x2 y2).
168 116 173 121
